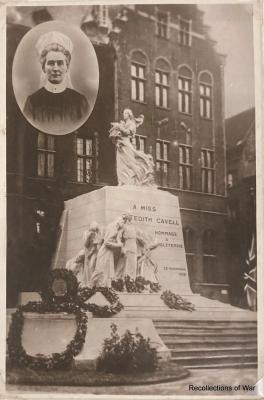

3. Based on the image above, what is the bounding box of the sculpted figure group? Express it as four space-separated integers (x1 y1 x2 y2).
109 109 156 187
66 213 160 289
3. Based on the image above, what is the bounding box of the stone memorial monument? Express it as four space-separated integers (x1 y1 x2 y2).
53 108 191 295
44 108 195 366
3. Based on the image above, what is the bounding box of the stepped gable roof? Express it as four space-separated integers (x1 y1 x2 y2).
225 108 255 150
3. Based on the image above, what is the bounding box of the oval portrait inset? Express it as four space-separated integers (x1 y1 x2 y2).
12 21 99 135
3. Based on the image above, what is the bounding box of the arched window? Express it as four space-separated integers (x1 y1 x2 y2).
178 66 192 115
199 71 213 119
203 229 217 283
183 227 195 285
155 58 170 109
130 50 147 103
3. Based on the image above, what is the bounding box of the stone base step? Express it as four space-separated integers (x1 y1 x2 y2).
159 333 257 340
171 347 257 357
116 310 256 320
17 292 257 321
163 339 257 349
112 292 251 313
154 321 257 328
13 308 249 323
188 362 257 369
157 327 257 334
171 354 257 366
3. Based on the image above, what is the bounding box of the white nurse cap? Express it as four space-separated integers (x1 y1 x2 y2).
36 31 73 56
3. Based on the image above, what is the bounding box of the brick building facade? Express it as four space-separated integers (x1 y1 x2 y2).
7 5 229 306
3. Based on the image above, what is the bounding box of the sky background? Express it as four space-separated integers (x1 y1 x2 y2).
198 3 255 117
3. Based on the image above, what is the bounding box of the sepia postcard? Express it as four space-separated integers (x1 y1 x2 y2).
0 0 263 399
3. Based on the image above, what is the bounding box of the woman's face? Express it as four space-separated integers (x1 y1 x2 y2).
123 110 130 121
44 50 68 84
117 218 125 229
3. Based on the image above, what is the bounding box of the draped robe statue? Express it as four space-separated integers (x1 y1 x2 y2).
90 217 124 287
109 109 156 187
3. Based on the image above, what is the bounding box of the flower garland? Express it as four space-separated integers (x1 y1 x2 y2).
7 301 88 370
161 290 195 311
149 282 162 293
111 276 162 293
78 287 123 317
124 276 138 292
111 278 125 292
40 269 79 305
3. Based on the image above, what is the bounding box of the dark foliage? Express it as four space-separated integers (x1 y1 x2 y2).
96 323 158 374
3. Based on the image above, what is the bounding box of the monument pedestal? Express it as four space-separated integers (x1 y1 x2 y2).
53 185 191 294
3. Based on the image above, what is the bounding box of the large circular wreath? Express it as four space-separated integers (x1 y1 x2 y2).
78 287 123 317
7 301 87 370
40 269 79 305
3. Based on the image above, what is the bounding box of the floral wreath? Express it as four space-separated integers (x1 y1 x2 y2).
161 290 195 311
78 286 123 317
111 276 162 293
7 301 87 370
40 269 79 305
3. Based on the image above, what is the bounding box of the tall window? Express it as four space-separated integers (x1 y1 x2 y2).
76 137 98 183
183 227 195 285
178 17 191 46
201 149 215 194
178 66 192 114
156 140 170 187
156 11 169 39
155 70 169 108
37 132 55 178
179 145 192 190
135 134 147 152
203 230 217 283
131 63 146 103
200 72 213 119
